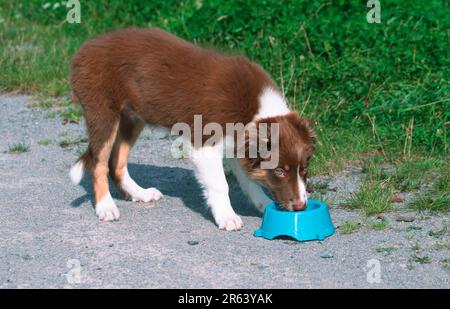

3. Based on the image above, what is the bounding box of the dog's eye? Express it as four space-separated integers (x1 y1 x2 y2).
274 167 287 178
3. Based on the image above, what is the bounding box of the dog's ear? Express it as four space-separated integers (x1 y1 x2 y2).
238 122 271 170
299 117 316 141
289 112 316 142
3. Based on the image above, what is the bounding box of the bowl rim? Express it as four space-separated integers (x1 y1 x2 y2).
267 199 327 214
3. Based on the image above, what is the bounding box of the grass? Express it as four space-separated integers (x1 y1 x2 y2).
307 180 329 194
341 153 449 216
8 142 30 153
43 104 83 124
31 96 72 109
409 240 432 265
434 240 450 251
412 255 432 264
141 132 152 141
360 154 447 192
406 225 422 232
441 259 450 270
427 224 449 238
32 97 54 109
341 179 393 216
393 160 439 191
345 155 395 216
411 242 421 252
74 145 87 157
58 105 83 123
44 110 58 119
408 166 450 213
368 218 390 230
375 247 396 255
339 220 360 234
37 138 51 146
361 155 391 182
409 193 450 213
309 128 374 175
58 135 87 148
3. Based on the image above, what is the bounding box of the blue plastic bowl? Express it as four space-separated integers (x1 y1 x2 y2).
254 200 335 241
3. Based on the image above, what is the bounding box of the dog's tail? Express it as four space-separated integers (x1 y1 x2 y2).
69 148 92 185
68 89 89 185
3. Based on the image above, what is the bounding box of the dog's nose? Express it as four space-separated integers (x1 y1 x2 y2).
292 199 306 211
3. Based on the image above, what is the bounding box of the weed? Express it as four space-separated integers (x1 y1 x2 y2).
74 145 87 157
339 220 360 234
59 105 83 124
428 225 449 238
44 110 58 119
434 240 450 251
408 165 449 213
409 193 450 213
368 218 389 230
440 259 450 270
375 247 396 255
37 139 51 146
32 97 54 109
406 225 422 232
393 159 445 192
412 255 431 264
8 142 29 153
341 180 393 216
307 180 329 194
411 242 421 252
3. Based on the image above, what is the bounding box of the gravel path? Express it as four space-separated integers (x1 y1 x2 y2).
0 93 448 288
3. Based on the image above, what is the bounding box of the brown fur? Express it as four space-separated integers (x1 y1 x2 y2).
70 27 315 212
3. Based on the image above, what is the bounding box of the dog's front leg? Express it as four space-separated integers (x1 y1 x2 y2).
226 158 272 213
191 145 243 231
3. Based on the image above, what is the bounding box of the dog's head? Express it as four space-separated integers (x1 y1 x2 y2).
240 112 316 211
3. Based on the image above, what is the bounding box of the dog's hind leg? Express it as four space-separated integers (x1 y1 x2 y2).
109 109 163 203
70 97 120 221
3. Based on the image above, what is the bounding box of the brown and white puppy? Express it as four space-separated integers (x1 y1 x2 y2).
69 28 316 231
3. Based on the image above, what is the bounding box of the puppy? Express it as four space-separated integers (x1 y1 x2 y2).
69 28 316 231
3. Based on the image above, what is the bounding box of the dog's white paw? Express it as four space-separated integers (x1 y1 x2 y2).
121 169 163 203
96 194 120 222
131 188 163 203
216 214 243 231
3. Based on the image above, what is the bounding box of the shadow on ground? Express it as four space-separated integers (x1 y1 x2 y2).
70 163 261 224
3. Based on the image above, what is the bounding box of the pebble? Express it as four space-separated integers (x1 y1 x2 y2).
396 215 415 222
144 202 156 209
320 250 334 259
